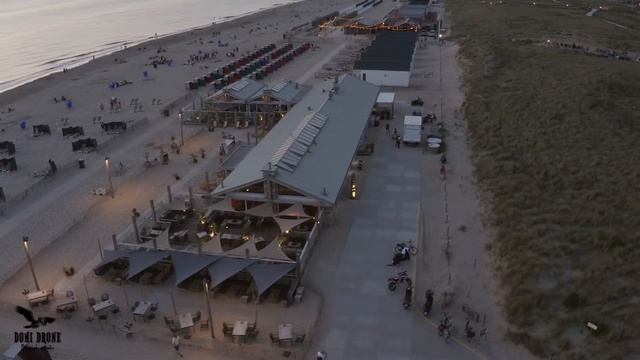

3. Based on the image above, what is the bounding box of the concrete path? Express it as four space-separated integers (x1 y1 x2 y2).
304 123 477 359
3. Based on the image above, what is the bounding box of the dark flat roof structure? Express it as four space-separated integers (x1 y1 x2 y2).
354 31 417 72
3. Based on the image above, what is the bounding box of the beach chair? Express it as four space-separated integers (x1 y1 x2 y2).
222 120 228 128
212 120 218 128
235 120 241 128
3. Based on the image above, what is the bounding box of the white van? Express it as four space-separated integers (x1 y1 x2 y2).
403 116 422 145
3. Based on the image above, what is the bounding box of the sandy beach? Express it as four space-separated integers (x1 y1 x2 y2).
0 0 356 286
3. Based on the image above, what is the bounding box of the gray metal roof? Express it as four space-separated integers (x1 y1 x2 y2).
265 80 311 103
221 145 253 171
212 75 379 205
218 78 266 102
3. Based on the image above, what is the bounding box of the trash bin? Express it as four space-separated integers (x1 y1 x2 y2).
78 159 85 169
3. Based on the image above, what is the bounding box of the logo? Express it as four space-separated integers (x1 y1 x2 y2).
13 306 61 353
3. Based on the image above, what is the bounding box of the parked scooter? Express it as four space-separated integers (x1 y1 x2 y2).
403 286 413 310
438 314 455 343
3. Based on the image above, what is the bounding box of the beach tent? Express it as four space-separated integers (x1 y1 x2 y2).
0 141 16 155
170 252 220 286
72 138 98 152
207 257 256 287
126 250 170 280
61 126 84 137
246 262 295 296
0 157 18 172
33 124 51 136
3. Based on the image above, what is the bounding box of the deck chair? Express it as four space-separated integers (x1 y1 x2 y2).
235 120 241 128
222 120 228 128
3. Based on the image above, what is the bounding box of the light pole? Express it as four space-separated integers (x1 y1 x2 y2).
178 112 184 146
22 237 40 291
203 279 215 338
105 157 114 198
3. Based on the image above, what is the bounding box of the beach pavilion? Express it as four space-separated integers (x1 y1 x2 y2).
352 31 418 87
95 75 379 304
182 78 310 134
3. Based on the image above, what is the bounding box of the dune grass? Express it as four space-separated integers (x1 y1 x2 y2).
448 0 640 358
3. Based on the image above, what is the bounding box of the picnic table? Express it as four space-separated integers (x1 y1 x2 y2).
278 323 293 342
233 320 249 343
92 299 115 313
133 301 152 320
55 296 77 310
27 290 50 304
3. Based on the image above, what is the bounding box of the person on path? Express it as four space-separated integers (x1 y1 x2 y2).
393 128 398 139
317 350 327 360
171 335 183 357
385 123 390 134
395 137 401 148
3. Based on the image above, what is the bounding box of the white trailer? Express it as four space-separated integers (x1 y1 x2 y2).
403 115 422 145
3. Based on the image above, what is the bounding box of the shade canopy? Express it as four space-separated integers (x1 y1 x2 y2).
246 262 296 296
94 249 130 271
155 229 171 249
245 202 275 217
256 238 293 261
171 252 220 285
126 250 170 280
276 203 311 218
274 216 310 233
207 257 256 287
201 233 225 254
225 236 259 257
204 199 237 217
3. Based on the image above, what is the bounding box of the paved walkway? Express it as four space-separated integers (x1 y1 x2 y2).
304 123 477 359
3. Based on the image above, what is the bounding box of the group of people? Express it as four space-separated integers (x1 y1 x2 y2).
385 124 402 148
549 41 638 62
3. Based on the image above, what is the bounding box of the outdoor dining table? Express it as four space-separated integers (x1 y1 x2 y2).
178 313 194 337
27 290 50 304
233 320 249 343
278 323 293 342
133 301 152 320
92 299 115 313
55 296 77 310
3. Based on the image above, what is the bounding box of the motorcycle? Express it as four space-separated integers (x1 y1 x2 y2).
423 289 434 316
394 241 418 255
388 271 411 291
438 314 456 343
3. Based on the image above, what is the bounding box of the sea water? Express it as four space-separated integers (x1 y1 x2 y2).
0 0 296 93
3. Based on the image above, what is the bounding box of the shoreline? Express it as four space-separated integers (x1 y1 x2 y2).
0 0 305 103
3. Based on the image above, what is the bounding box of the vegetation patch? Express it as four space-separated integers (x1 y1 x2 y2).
448 0 640 358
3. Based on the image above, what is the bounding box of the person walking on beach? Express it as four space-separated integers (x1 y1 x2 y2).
385 123 390 134
171 335 183 357
395 137 401 148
